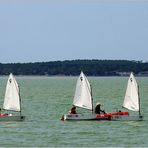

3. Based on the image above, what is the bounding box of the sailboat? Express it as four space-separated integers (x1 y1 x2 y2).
0 73 25 121
109 72 143 121
61 71 96 121
62 72 143 121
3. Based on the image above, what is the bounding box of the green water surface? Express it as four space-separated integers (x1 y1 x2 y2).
0 76 147 147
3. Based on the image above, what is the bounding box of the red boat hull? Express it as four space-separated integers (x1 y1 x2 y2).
96 111 129 120
0 114 9 117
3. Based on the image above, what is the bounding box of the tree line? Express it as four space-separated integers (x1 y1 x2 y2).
0 60 148 76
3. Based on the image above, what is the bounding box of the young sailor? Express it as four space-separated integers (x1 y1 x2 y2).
69 106 77 114
95 102 106 114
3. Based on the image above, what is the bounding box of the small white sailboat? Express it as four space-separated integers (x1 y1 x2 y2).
61 71 96 121
111 72 143 121
0 73 25 121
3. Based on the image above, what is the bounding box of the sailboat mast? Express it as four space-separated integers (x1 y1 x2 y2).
138 84 141 117
90 84 93 113
18 85 22 116
83 73 93 112
13 76 22 116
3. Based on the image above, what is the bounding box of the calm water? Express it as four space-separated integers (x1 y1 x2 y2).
0 76 147 147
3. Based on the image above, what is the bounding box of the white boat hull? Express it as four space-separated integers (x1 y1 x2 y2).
0 116 25 121
111 115 143 121
63 114 97 121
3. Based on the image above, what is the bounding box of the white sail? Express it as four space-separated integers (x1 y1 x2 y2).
73 71 92 110
122 72 139 111
3 73 21 112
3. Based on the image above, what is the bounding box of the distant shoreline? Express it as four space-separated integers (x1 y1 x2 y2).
0 59 148 76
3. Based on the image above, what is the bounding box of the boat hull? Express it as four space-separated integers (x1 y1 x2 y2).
111 115 143 121
0 115 25 121
96 112 143 121
62 111 143 121
63 111 129 121
62 114 97 121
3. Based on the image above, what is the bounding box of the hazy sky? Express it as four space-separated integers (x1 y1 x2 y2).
0 0 148 63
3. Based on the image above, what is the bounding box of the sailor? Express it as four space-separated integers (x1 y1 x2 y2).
69 106 77 114
95 102 106 114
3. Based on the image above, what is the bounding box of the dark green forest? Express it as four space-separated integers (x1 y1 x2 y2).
0 60 148 76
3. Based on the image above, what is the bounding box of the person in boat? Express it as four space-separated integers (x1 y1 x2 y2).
95 102 106 114
69 106 77 114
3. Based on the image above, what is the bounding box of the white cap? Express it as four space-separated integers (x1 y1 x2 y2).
96 102 101 106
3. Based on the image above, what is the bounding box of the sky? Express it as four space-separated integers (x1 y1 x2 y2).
0 0 148 63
